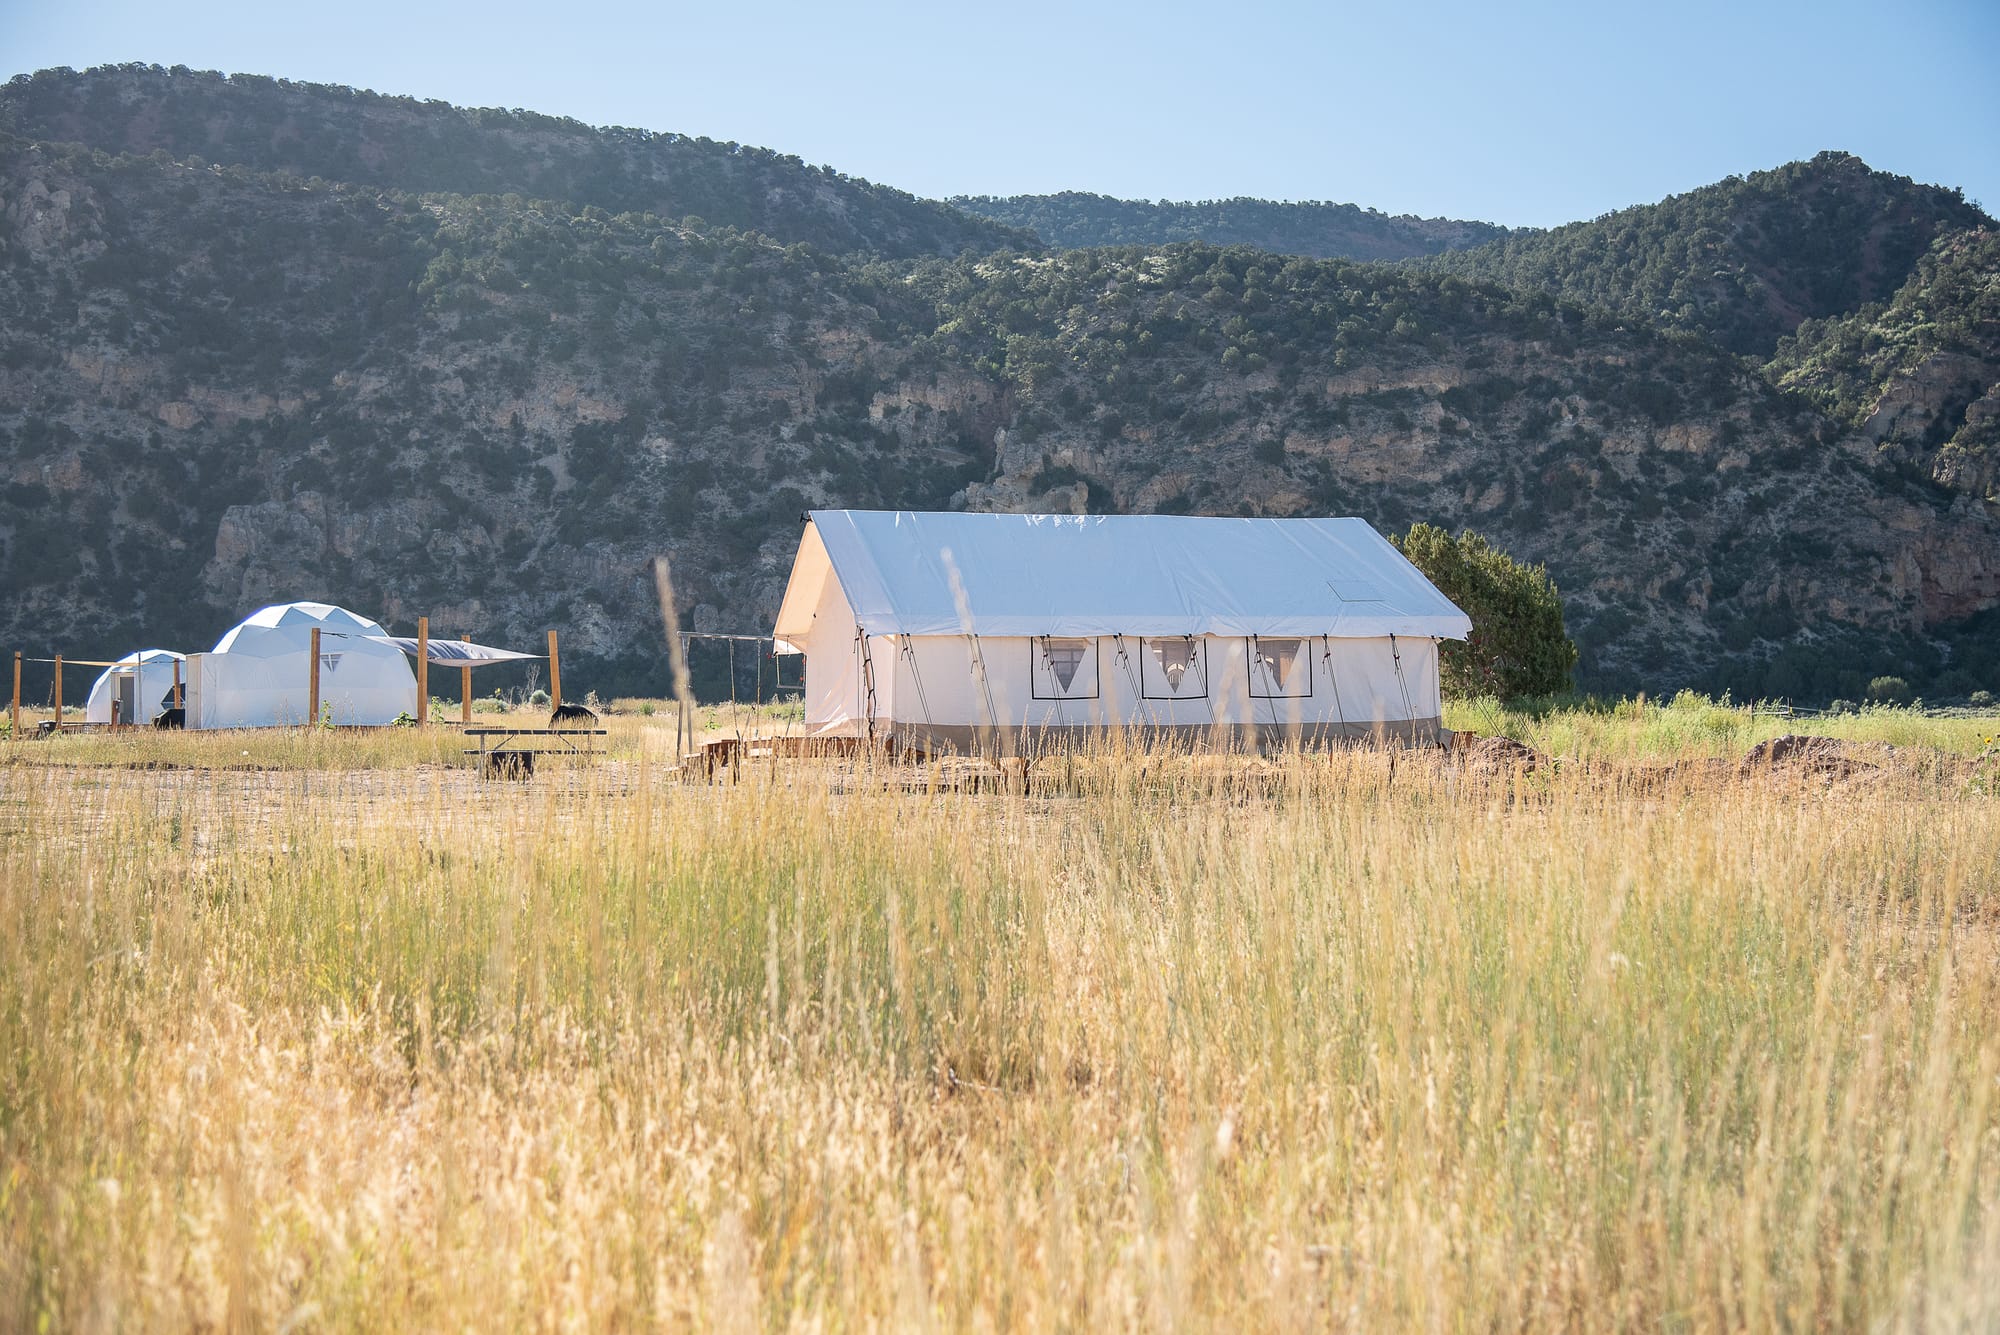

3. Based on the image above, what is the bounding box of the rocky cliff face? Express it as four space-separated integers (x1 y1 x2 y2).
3 97 1998 702
1772 228 2000 504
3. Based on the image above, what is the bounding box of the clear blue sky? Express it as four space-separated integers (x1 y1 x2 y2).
4 0 1995 227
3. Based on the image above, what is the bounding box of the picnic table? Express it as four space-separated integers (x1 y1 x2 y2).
463 726 607 778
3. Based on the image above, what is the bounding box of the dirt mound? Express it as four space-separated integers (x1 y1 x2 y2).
1738 734 1890 778
1459 735 1549 772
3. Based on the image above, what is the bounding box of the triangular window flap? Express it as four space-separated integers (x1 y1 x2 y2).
1256 637 1301 689
1151 638 1197 692
1042 638 1086 692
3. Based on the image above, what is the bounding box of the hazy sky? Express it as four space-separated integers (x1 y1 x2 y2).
4 0 1995 227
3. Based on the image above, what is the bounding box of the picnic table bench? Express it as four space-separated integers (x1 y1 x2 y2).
463 726 607 778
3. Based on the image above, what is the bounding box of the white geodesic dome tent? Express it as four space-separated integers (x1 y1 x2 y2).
84 648 185 725
183 602 416 729
773 510 1473 752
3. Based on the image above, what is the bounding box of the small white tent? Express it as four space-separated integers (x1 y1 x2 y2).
183 602 417 729
84 649 186 725
772 511 1473 751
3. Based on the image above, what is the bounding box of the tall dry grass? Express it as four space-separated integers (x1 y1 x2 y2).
1 741 1997 1330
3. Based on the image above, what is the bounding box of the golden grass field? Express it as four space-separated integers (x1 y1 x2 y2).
2 697 1998 1330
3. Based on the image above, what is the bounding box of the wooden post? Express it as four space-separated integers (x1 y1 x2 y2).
173 656 182 709
53 654 62 732
308 627 321 726
547 629 561 708
461 663 473 726
10 652 19 739
416 616 430 728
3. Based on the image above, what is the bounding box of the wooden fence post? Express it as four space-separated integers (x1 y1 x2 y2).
308 627 321 726
547 630 561 708
416 616 429 728
173 656 182 709
53 655 62 732
10 651 19 739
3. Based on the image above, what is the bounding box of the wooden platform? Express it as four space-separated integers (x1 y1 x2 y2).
28 720 116 737
682 734 910 779
673 734 1029 786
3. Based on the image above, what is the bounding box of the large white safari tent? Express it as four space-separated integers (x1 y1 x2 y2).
183 602 417 729
773 511 1472 750
84 648 185 725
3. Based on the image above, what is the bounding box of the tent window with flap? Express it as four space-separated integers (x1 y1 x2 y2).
772 510 1472 750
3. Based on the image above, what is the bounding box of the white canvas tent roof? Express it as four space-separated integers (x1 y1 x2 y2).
214 601 387 653
774 510 1472 647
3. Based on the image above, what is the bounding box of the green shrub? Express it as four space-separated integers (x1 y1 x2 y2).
1868 675 1911 703
1393 523 1579 699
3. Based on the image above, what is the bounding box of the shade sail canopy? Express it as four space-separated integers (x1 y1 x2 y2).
365 637 541 665
774 510 1471 643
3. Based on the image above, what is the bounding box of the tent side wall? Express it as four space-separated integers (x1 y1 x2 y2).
797 570 901 738
184 653 221 730
186 643 416 729
873 633 1444 748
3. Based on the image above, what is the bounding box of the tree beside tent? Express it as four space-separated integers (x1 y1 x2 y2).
1393 524 1578 699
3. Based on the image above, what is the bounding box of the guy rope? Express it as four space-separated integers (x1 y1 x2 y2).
1321 634 1349 734
1389 633 1416 723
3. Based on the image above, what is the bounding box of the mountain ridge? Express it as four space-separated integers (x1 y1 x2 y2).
3 69 1997 702
1421 151 1993 359
950 191 1513 262
0 63 1036 259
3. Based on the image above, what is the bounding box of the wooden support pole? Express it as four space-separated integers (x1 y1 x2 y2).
308 627 321 726
416 616 430 728
547 629 561 708
173 656 182 709
461 663 473 726
53 655 62 732
10 651 19 739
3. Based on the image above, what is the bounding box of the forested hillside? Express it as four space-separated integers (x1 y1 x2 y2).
2 69 1997 701
1771 228 2000 500
951 191 1510 261
1423 153 1991 358
0 65 1031 258
5 130 1997 699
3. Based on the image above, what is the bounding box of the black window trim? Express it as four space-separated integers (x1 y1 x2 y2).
1029 635 1102 701
1140 635 1211 701
1247 635 1314 700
